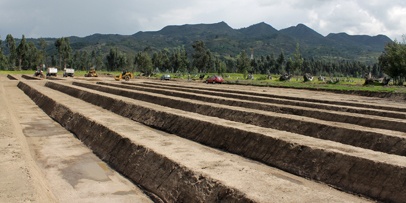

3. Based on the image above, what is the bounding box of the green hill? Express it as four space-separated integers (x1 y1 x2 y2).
4 22 392 64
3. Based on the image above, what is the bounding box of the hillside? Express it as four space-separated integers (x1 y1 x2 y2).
5 22 393 63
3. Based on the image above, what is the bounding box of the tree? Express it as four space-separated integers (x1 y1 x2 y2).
192 41 210 73
216 58 227 75
106 48 117 71
152 49 171 72
51 55 57 67
276 51 285 74
72 50 91 70
224 58 236 73
292 43 304 76
54 37 72 69
39 38 47 67
379 38 406 85
236 50 250 74
170 46 189 73
0 36 8 70
24 42 40 70
16 35 29 70
91 49 104 70
54 38 63 67
106 48 127 71
134 51 153 76
6 34 17 70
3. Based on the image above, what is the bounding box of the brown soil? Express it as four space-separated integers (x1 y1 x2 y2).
0 76 152 202
2 74 406 202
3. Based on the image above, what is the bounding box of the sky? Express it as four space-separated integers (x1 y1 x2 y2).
0 0 405 41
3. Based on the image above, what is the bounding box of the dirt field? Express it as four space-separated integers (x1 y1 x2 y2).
1 74 406 202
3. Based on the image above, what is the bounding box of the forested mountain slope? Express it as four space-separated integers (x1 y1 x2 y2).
7 21 393 64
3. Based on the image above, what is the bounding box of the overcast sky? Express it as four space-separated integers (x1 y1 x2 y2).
0 0 405 41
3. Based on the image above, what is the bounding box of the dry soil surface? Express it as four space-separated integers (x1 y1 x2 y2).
0 75 153 202
2 74 406 202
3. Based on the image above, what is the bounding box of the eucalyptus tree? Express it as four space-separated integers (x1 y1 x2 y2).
170 46 189 73
54 37 72 69
72 50 91 70
292 43 304 76
81 50 91 70
134 51 153 76
214 56 226 75
91 49 104 70
38 38 47 67
6 34 17 69
106 48 118 71
152 52 162 71
24 41 40 70
106 48 127 71
0 36 8 70
16 35 29 70
276 51 285 74
192 40 210 73
151 49 171 72
236 50 250 74
265 54 277 74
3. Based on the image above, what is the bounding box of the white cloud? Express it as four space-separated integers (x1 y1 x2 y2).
0 0 404 40
387 6 406 40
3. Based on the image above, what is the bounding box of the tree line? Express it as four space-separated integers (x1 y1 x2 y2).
0 34 405 85
0 34 47 71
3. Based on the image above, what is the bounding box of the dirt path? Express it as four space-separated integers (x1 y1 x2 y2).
0 75 152 202
0 79 54 202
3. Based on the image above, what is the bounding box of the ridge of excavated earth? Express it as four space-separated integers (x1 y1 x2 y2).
3 74 406 203
135 81 406 119
16 79 374 203
140 81 406 112
69 81 406 156
34 79 406 202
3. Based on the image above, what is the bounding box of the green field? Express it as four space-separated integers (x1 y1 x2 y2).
181 73 406 94
2 71 405 94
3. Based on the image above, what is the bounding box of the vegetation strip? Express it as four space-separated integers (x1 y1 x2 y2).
76 81 406 156
44 81 406 202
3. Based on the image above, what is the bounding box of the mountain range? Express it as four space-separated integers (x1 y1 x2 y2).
40 21 393 63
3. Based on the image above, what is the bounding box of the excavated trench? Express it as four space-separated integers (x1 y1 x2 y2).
70 81 406 156
17 81 251 202
106 82 406 129
16 80 377 203
141 81 406 113
138 81 406 119
23 80 406 202
16 78 406 202
7 74 17 80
